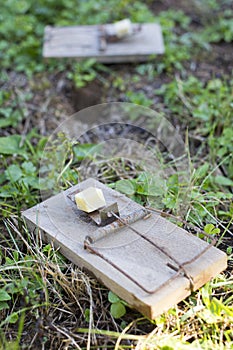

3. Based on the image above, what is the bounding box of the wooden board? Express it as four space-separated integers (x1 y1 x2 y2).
43 23 164 62
22 179 227 318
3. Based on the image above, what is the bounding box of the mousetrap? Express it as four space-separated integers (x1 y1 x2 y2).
43 22 164 63
22 178 227 318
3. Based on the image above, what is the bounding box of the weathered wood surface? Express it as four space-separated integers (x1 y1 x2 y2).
22 178 227 318
43 23 164 62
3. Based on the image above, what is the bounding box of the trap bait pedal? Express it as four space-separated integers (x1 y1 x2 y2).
22 178 227 318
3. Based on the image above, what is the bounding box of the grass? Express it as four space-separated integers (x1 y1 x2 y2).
0 0 233 348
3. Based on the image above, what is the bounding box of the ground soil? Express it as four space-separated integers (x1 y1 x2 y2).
1 1 232 348
3 0 231 138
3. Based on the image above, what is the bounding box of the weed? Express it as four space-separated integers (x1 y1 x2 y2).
126 91 154 108
200 13 233 43
0 132 47 217
0 0 154 76
0 0 233 348
155 76 233 179
108 291 127 319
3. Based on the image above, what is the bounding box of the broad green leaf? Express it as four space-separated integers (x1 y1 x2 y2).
214 175 233 187
4 283 20 295
0 118 14 128
13 0 31 14
0 290 11 301
110 301 126 319
115 179 135 195
5 164 23 182
0 135 25 155
22 161 36 174
0 301 9 311
204 223 220 235
138 179 166 196
147 179 166 196
108 291 120 304
22 176 40 189
6 312 19 324
0 107 12 118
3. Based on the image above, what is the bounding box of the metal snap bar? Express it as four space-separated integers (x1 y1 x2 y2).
84 208 148 245
84 210 217 294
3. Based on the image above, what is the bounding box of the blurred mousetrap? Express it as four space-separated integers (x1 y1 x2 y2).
43 20 164 63
22 178 227 318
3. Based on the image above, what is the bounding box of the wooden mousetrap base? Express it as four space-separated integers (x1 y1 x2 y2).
43 23 164 62
22 178 227 319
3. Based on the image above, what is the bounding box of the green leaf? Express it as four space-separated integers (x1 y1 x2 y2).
0 135 25 155
115 179 135 195
0 290 11 301
108 291 120 304
147 179 166 196
204 224 220 235
0 301 9 311
84 308 90 322
4 282 20 295
207 79 222 90
214 175 233 187
201 283 211 308
42 244 52 253
1 340 19 350
6 312 19 324
195 163 209 179
5 164 23 182
209 297 222 317
22 161 36 174
136 172 166 196
73 144 101 161
110 301 126 319
0 107 12 118
0 118 14 128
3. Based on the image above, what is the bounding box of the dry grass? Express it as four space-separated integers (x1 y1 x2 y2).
0 216 232 349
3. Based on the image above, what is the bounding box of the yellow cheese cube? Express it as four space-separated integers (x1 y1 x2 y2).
75 187 106 213
114 19 133 38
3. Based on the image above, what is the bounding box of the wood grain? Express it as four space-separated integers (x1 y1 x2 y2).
43 23 164 62
22 178 227 318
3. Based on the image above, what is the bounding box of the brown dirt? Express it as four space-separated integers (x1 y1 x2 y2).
1 0 231 137
1 2 232 348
